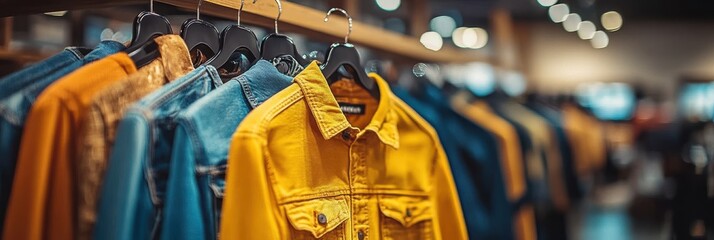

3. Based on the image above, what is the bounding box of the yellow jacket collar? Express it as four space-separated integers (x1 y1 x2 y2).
292 62 399 148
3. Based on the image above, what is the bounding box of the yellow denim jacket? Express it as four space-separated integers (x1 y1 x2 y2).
220 62 467 239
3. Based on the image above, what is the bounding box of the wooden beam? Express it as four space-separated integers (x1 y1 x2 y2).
195 0 481 63
0 0 144 17
0 0 485 63
327 0 360 20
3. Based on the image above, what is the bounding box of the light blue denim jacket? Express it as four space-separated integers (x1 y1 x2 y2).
94 65 223 240
160 60 291 240
0 41 124 232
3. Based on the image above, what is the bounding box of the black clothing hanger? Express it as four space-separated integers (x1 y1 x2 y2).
180 0 220 66
260 33 309 66
320 8 379 100
206 26 259 68
205 0 259 68
258 0 309 68
126 2 172 68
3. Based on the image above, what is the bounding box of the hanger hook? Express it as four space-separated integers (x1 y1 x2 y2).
150 0 154 12
197 0 203 20
324 8 352 44
237 0 244 25
252 0 280 33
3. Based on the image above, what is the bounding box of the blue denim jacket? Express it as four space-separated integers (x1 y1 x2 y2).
393 84 514 240
94 65 223 240
160 60 291 240
0 41 124 231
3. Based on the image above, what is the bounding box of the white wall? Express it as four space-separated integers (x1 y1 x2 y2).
519 21 714 98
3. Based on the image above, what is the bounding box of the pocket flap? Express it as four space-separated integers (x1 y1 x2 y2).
378 196 433 228
284 196 350 238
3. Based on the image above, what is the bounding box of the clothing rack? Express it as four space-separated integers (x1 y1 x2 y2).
0 0 486 63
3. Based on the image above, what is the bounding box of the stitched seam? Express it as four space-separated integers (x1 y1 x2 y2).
392 94 441 174
129 109 163 206
178 117 207 166
146 70 206 109
237 90 302 138
205 65 224 88
324 122 351 138
237 76 261 108
65 47 85 59
297 80 348 138
231 90 303 209
257 92 302 197
297 80 328 134
279 189 430 204
262 142 279 202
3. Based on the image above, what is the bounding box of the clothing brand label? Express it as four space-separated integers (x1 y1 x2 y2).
338 103 366 115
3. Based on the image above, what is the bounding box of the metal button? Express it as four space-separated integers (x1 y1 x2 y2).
341 130 351 141
317 213 327 225
406 208 412 218
358 230 365 240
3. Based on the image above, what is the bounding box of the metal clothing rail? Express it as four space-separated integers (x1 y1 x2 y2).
0 0 486 63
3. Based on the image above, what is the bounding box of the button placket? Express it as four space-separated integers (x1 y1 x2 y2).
349 135 369 240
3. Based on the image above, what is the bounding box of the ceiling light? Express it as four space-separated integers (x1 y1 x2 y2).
470 27 488 49
376 0 400 11
420 31 443 51
602 11 623 31
548 4 569 23
591 31 609 48
462 28 478 48
537 0 558 7
577 21 596 39
44 11 67 17
562 13 581 32
430 15 457 37
452 27 468 48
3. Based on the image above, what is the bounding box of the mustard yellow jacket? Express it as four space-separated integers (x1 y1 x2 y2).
220 62 468 239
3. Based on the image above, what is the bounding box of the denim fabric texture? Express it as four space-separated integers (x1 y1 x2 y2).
0 40 124 232
160 60 292 240
392 84 514 240
94 65 223 240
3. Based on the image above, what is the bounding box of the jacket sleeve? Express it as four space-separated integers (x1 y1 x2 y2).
220 133 286 239
94 113 154 240
4 98 75 240
160 123 206 240
432 141 469 240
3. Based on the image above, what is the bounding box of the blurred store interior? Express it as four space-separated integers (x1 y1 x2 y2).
2 0 714 239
